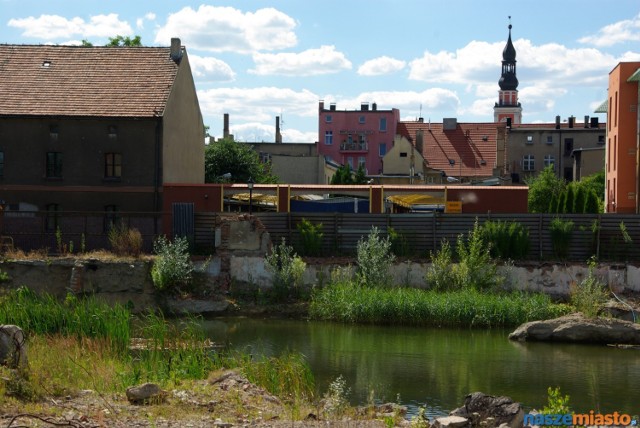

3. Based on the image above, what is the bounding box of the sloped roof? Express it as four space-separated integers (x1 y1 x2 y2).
397 121 500 178
0 44 181 118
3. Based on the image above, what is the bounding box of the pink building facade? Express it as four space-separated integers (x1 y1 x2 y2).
317 101 400 178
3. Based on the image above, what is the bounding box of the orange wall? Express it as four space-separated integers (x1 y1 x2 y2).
607 62 639 213
447 186 528 214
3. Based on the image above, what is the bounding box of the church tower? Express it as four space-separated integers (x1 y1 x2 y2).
494 20 522 125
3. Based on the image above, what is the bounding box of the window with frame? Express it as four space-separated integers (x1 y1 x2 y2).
358 156 366 169
325 115 332 123
0 151 4 178
347 157 354 169
104 205 119 232
546 136 553 144
359 115 365 124
544 155 555 169
379 118 387 131
108 125 118 138
45 203 60 232
598 135 605 144
46 152 63 178
523 154 535 171
324 130 333 145
104 153 122 179
379 143 387 157
526 135 533 144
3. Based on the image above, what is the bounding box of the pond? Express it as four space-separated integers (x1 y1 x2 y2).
201 317 639 419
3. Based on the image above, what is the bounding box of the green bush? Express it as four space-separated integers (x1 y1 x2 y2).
454 220 503 291
296 218 324 257
480 220 530 260
571 258 609 318
150 236 193 292
265 238 306 301
356 227 395 287
388 227 412 257
425 239 456 291
549 217 574 260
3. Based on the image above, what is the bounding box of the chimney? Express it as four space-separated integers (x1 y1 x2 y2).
584 115 589 128
170 38 182 63
372 102 377 111
275 116 282 144
590 117 599 128
416 130 424 154
568 116 574 128
418 117 424 123
361 102 369 111
330 103 336 111
319 100 325 111
223 113 230 139
555 115 561 129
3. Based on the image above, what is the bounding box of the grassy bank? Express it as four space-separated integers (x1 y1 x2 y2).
309 282 570 327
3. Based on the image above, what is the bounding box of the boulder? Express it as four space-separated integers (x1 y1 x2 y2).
0 324 28 369
508 313 640 344
432 415 468 428
450 392 524 428
126 383 167 404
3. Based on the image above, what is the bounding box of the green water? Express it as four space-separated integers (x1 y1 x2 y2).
201 317 639 418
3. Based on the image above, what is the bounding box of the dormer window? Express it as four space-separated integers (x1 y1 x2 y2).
42 60 52 68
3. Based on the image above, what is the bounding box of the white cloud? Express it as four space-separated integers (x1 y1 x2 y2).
358 56 406 76
189 55 236 82
250 45 352 76
340 88 460 112
8 13 132 40
198 86 319 127
461 97 495 117
578 13 640 47
154 5 297 53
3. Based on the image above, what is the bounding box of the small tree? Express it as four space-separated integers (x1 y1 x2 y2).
205 137 279 184
330 165 354 185
106 35 142 46
151 236 193 292
356 227 395 287
526 165 565 213
563 184 576 214
584 189 600 213
265 238 306 301
573 184 587 214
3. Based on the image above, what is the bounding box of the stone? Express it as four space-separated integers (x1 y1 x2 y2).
432 415 468 428
508 312 640 344
0 324 28 369
125 383 167 405
450 392 524 428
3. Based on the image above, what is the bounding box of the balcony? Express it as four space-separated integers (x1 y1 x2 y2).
340 142 369 152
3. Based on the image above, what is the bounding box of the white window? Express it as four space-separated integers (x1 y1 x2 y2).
358 156 366 169
523 154 535 171
324 130 333 145
379 118 387 131
526 135 533 144
544 155 555 169
325 115 332 123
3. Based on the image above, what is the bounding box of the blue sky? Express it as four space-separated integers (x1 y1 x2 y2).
3 0 640 142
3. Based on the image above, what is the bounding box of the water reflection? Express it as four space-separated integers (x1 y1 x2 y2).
201 317 639 418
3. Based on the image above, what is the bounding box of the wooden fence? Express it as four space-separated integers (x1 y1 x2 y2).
194 212 640 262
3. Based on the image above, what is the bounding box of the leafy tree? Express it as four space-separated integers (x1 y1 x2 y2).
106 35 142 47
526 165 565 213
564 184 576 214
584 189 600 214
204 137 278 183
81 39 93 47
573 184 587 214
330 165 354 185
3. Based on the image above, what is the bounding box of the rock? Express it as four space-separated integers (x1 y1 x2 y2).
450 392 524 428
508 313 640 344
125 383 167 405
0 324 28 369
165 298 229 315
432 415 468 427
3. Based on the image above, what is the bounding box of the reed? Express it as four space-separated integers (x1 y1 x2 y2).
309 281 569 327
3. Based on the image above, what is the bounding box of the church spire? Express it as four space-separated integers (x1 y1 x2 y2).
494 17 522 124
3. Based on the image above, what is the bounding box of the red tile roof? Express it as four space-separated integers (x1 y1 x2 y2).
398 121 503 177
0 44 180 118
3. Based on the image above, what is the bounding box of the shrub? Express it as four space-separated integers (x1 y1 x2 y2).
296 218 324 257
356 227 395 287
108 222 143 257
425 239 456 291
150 236 193 292
265 238 306 301
388 227 412 257
549 217 574 260
571 258 609 318
454 220 502 291
480 220 530 260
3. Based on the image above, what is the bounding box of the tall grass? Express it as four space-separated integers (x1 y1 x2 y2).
0 287 131 353
309 281 569 327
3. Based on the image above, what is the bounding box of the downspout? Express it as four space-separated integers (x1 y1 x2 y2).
154 118 162 233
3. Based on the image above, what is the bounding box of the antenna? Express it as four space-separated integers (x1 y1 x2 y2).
419 104 422 118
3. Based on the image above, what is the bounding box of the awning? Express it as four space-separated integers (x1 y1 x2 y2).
229 193 277 206
386 194 446 208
